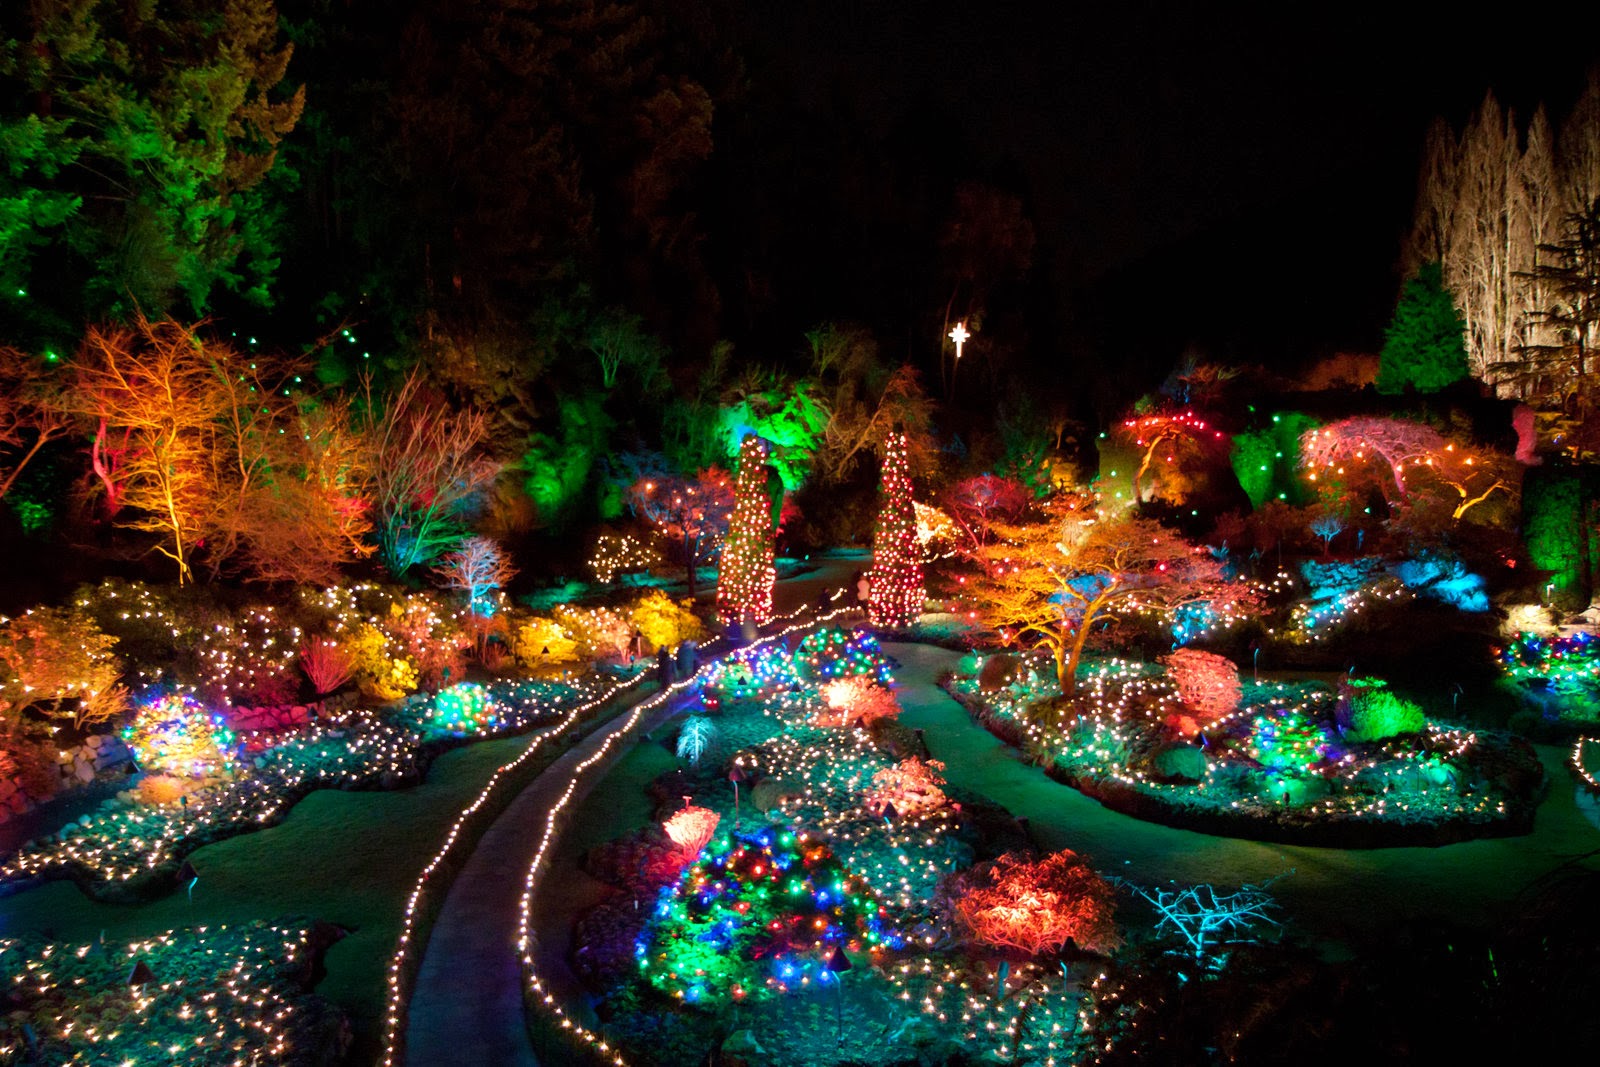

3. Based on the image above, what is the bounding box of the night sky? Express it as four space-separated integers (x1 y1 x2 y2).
739 3 1600 375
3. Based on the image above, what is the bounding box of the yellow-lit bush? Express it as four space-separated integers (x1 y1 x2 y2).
552 605 630 662
513 617 580 671
345 624 420 702
0 606 126 727
628 590 705 652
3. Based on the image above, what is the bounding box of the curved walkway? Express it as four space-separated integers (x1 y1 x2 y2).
403 690 682 1066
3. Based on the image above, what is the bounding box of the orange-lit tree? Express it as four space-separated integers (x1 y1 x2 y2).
973 500 1260 697
363 372 501 577
1115 408 1229 503
64 315 290 584
717 435 777 625
944 850 1118 956
627 468 735 598
0 347 67 501
869 432 924 627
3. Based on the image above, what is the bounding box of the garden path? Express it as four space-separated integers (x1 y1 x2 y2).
885 641 1600 944
403 689 685 1067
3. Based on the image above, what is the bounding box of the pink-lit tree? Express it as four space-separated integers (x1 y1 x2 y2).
1301 416 1518 521
946 472 1031 565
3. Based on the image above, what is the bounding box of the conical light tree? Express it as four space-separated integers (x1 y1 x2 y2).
717 435 777 626
869 432 924 628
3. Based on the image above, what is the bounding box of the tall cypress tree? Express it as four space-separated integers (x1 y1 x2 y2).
868 432 924 629
1377 262 1470 395
716 435 776 626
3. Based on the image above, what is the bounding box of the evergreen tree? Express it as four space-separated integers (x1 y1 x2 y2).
868 432 924 629
0 0 304 342
716 435 776 626
1376 262 1470 395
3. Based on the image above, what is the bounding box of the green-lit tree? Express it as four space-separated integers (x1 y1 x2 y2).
0 0 304 338
1376 263 1470 395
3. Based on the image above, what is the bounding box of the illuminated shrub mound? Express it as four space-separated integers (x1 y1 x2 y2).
430 682 503 734
512 616 580 671
628 590 705 652
1247 709 1333 776
1159 648 1240 735
942 849 1118 956
1500 631 1600 693
1337 678 1426 742
863 758 948 818
792 627 895 686
121 694 236 778
814 675 901 728
637 824 899 1004
553 604 631 662
702 643 798 701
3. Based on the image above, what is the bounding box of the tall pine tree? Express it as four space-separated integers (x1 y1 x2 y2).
1376 262 1470 394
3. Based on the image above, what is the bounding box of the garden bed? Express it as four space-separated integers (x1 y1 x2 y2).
550 628 1124 1067
0 676 622 903
942 654 1545 849
0 918 350 1065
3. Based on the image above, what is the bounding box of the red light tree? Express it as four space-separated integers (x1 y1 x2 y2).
943 850 1119 956
946 472 1030 566
716 435 777 626
1300 416 1518 520
869 432 925 628
627 468 734 599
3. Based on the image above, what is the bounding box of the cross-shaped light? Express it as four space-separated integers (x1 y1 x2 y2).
949 321 969 361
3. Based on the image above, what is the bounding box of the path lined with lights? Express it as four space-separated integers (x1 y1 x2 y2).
399 563 859 1067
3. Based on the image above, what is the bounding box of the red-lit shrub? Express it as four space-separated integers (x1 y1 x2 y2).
814 676 901 728
1159 648 1241 735
299 638 356 696
863 758 948 817
943 850 1119 956
662 805 720 859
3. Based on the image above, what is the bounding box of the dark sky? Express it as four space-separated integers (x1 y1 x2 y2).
740 2 1600 368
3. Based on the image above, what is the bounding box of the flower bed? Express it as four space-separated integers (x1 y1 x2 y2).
0 919 349 1065
562 628 1119 1067
943 653 1544 848
0 677 610 902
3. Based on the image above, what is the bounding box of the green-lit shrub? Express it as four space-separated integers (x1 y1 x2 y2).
1338 678 1426 742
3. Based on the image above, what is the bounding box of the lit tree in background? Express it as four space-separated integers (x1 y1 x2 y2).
1114 409 1228 504
626 468 734 598
1376 262 1470 394
716 435 776 626
972 501 1260 697
869 432 924 628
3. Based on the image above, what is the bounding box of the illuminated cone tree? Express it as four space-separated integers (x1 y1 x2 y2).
717 435 777 626
868 432 924 628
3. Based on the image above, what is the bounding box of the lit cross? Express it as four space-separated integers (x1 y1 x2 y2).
949 321 969 361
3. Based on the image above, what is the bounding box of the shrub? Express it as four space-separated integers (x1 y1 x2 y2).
628 589 705 652
863 758 947 817
793 627 895 685
1159 648 1241 735
943 850 1119 956
121 694 236 778
662 805 720 857
344 624 419 701
1338 678 1426 742
553 605 630 662
0 606 126 727
299 638 357 696
814 676 901 728
512 616 580 671
136 773 200 806
381 597 469 690
0 726 57 800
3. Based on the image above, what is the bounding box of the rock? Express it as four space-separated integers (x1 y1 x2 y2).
720 1029 768 1067
1151 743 1208 784
978 653 1021 691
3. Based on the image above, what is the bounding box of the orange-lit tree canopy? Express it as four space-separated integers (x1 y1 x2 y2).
973 498 1261 697
1114 408 1228 503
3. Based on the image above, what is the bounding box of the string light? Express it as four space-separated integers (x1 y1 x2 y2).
716 436 777 627
868 432 925 629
